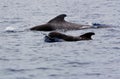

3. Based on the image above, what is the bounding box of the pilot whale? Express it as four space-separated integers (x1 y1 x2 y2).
44 31 95 42
30 14 107 31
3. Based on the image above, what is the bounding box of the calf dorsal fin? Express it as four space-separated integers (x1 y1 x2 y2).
80 32 95 40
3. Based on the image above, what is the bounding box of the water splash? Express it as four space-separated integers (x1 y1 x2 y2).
5 26 17 32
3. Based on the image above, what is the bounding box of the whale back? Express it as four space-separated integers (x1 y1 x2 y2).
30 24 55 31
48 32 66 38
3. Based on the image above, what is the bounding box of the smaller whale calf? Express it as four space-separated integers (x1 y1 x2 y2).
44 32 95 42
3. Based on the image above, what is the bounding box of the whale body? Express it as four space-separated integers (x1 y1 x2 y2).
30 14 97 31
44 32 95 42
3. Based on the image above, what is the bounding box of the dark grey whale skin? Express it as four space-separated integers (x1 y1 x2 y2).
44 32 95 42
30 14 94 31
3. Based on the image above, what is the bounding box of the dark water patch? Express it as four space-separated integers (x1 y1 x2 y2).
4 30 25 34
36 67 51 70
3 5 8 8
3 30 23 33
67 61 92 65
85 72 102 76
64 61 93 67
4 30 18 33
49 74 60 77
102 46 120 50
36 67 63 71
112 47 120 50
49 74 57 77
6 68 31 73
0 58 9 61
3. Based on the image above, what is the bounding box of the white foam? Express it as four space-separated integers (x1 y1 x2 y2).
5 26 16 32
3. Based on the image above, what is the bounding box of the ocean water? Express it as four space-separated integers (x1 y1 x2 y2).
0 0 120 79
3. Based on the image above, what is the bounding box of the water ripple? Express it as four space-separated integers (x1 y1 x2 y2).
36 67 51 70
85 73 102 76
5 68 29 73
64 61 93 67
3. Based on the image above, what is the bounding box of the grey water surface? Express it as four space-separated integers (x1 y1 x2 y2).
0 0 120 79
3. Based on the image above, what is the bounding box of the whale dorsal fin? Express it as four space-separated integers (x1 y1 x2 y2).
48 14 67 23
80 32 95 40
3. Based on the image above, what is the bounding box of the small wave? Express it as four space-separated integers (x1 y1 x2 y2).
0 58 9 61
64 61 93 67
5 68 31 73
49 74 59 77
4 26 17 32
4 26 26 33
67 61 91 65
85 72 101 76
6 68 26 72
36 67 51 70
112 47 120 49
